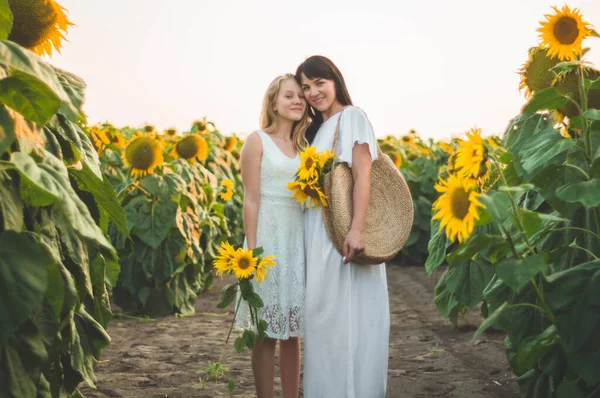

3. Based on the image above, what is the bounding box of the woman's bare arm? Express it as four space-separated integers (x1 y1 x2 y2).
343 143 372 263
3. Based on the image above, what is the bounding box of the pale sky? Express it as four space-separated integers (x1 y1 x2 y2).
50 0 600 141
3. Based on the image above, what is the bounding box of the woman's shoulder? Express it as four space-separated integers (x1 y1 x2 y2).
341 106 369 122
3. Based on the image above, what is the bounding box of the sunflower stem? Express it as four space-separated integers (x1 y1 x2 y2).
570 243 599 260
549 227 600 241
507 302 548 315
225 292 243 346
501 225 521 259
491 157 537 254
561 163 590 180
577 66 592 161
530 278 556 324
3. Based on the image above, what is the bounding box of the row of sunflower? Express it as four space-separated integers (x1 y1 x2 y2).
0 1 127 397
425 5 600 396
88 120 244 317
377 129 501 266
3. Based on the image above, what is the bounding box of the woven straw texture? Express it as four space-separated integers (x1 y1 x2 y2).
322 108 414 265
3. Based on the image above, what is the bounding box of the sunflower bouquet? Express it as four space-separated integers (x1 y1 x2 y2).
213 242 276 352
286 146 334 209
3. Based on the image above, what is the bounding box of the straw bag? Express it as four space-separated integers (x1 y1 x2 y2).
322 107 414 265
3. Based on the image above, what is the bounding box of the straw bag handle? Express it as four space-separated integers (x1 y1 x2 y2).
330 106 382 171
330 106 351 172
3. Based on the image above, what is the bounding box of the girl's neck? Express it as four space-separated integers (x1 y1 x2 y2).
322 101 345 122
270 118 294 140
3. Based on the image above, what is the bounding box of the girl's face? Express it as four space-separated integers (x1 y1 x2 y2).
274 79 306 122
299 73 337 112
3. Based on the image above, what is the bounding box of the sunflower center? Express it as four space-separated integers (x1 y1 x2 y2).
450 188 470 220
239 258 250 269
303 185 320 199
554 16 579 45
126 138 158 169
177 136 200 159
305 158 314 169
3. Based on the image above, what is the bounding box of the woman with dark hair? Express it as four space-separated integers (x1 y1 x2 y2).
295 55 390 397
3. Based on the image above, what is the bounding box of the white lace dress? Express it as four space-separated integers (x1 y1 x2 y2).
234 130 305 339
303 106 390 398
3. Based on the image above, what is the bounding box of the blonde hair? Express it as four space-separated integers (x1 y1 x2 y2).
259 73 310 151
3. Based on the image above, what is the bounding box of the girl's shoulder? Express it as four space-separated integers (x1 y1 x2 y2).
241 130 264 153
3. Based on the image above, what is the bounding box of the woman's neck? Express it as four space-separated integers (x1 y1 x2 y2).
321 101 345 122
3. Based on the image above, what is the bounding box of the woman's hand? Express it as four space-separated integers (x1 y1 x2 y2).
343 228 365 264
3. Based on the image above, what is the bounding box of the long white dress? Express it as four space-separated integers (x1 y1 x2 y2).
235 130 305 339
303 106 390 398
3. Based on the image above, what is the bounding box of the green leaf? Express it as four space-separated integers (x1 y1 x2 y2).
0 0 12 41
251 247 264 257
0 332 46 398
0 174 23 231
11 150 112 249
478 192 510 224
584 76 600 90
520 209 542 238
568 115 584 130
0 231 54 339
472 302 509 341
556 380 585 398
69 163 128 236
556 179 600 207
0 104 15 155
45 262 65 322
246 293 264 309
234 336 245 353
522 87 570 114
498 184 535 193
227 378 235 393
52 66 86 118
582 109 600 120
0 40 79 121
519 130 577 179
425 219 449 275
242 329 256 350
511 325 559 376
0 69 62 125
216 283 237 309
495 255 545 292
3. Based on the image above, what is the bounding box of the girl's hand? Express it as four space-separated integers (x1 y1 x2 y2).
343 228 365 264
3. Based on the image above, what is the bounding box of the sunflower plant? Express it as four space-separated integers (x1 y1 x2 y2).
286 145 332 209
377 132 460 265
213 243 276 352
426 6 600 396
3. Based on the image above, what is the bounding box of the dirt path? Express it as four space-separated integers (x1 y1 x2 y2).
81 265 519 398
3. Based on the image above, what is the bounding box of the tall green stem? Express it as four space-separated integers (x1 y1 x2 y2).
225 293 243 345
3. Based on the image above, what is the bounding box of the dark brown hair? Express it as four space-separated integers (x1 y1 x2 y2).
295 55 353 143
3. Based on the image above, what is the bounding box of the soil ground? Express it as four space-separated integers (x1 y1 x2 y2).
80 264 519 398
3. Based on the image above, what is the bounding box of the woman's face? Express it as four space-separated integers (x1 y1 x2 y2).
299 73 337 112
274 79 306 122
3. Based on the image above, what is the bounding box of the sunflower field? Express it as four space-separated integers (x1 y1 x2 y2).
90 121 244 317
0 1 124 396
0 0 245 395
425 5 600 396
